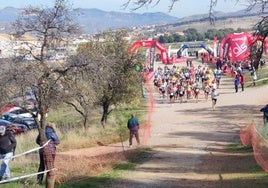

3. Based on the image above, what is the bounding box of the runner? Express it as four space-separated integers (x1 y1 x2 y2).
203 83 211 101
178 84 185 103
214 67 222 89
211 88 219 110
193 81 201 103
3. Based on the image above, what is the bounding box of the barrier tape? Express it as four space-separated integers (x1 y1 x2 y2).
0 139 53 184
0 168 57 184
11 139 51 160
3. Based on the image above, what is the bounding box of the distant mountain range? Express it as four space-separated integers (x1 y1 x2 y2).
0 6 266 34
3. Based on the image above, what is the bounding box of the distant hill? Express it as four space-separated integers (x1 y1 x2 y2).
0 6 266 34
74 8 180 34
0 7 178 34
154 6 267 33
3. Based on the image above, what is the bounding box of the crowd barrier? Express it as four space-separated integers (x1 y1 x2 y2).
240 122 268 172
0 139 56 184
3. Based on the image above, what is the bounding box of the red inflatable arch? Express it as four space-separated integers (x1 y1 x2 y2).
219 32 254 62
219 32 268 63
129 40 169 64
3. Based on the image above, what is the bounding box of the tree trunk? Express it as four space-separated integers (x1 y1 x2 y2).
101 102 109 127
83 115 88 130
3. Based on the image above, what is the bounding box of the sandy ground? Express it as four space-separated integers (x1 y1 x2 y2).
57 60 268 187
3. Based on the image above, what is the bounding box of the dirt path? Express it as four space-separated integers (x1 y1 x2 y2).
56 60 268 187
106 60 268 188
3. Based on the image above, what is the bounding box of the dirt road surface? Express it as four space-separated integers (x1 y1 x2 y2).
57 60 268 187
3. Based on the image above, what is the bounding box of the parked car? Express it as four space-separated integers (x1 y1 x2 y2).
0 113 37 129
0 104 16 114
0 113 19 121
2 106 35 118
13 117 37 130
0 119 27 135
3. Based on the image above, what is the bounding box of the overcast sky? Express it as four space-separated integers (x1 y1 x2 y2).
0 0 249 18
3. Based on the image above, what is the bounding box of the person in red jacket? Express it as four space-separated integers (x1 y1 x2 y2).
239 73 246 92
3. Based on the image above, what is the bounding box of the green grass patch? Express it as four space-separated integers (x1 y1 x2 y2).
227 143 253 152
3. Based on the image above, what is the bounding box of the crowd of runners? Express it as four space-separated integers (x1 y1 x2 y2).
152 57 266 110
153 59 222 106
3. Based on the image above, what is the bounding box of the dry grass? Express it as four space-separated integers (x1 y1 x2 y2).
55 151 128 184
168 15 259 33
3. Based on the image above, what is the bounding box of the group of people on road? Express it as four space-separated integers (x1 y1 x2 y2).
0 121 60 185
232 62 247 93
153 60 222 109
234 73 246 92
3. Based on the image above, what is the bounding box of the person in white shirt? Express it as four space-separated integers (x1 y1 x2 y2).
211 88 219 110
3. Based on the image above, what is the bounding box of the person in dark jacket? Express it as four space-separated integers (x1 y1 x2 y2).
127 114 140 147
234 75 240 93
0 125 16 181
36 122 60 184
260 104 268 124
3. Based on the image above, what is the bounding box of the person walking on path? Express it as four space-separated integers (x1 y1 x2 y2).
0 125 16 181
260 104 268 124
36 122 60 185
234 75 240 93
127 114 140 147
211 88 219 110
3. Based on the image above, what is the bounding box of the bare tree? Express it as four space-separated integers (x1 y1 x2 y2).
4 0 79 187
62 55 100 129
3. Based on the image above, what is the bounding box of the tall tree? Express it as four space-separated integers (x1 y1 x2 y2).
5 0 79 187
75 30 144 126
251 16 268 69
62 53 108 129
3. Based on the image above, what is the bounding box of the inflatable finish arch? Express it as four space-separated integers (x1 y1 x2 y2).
129 40 169 67
219 32 268 62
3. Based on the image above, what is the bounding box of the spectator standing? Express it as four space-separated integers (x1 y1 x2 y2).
234 75 240 93
0 125 16 181
260 105 268 124
239 74 246 91
127 114 140 147
36 122 60 185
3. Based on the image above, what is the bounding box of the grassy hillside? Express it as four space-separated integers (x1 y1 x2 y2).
167 15 259 33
